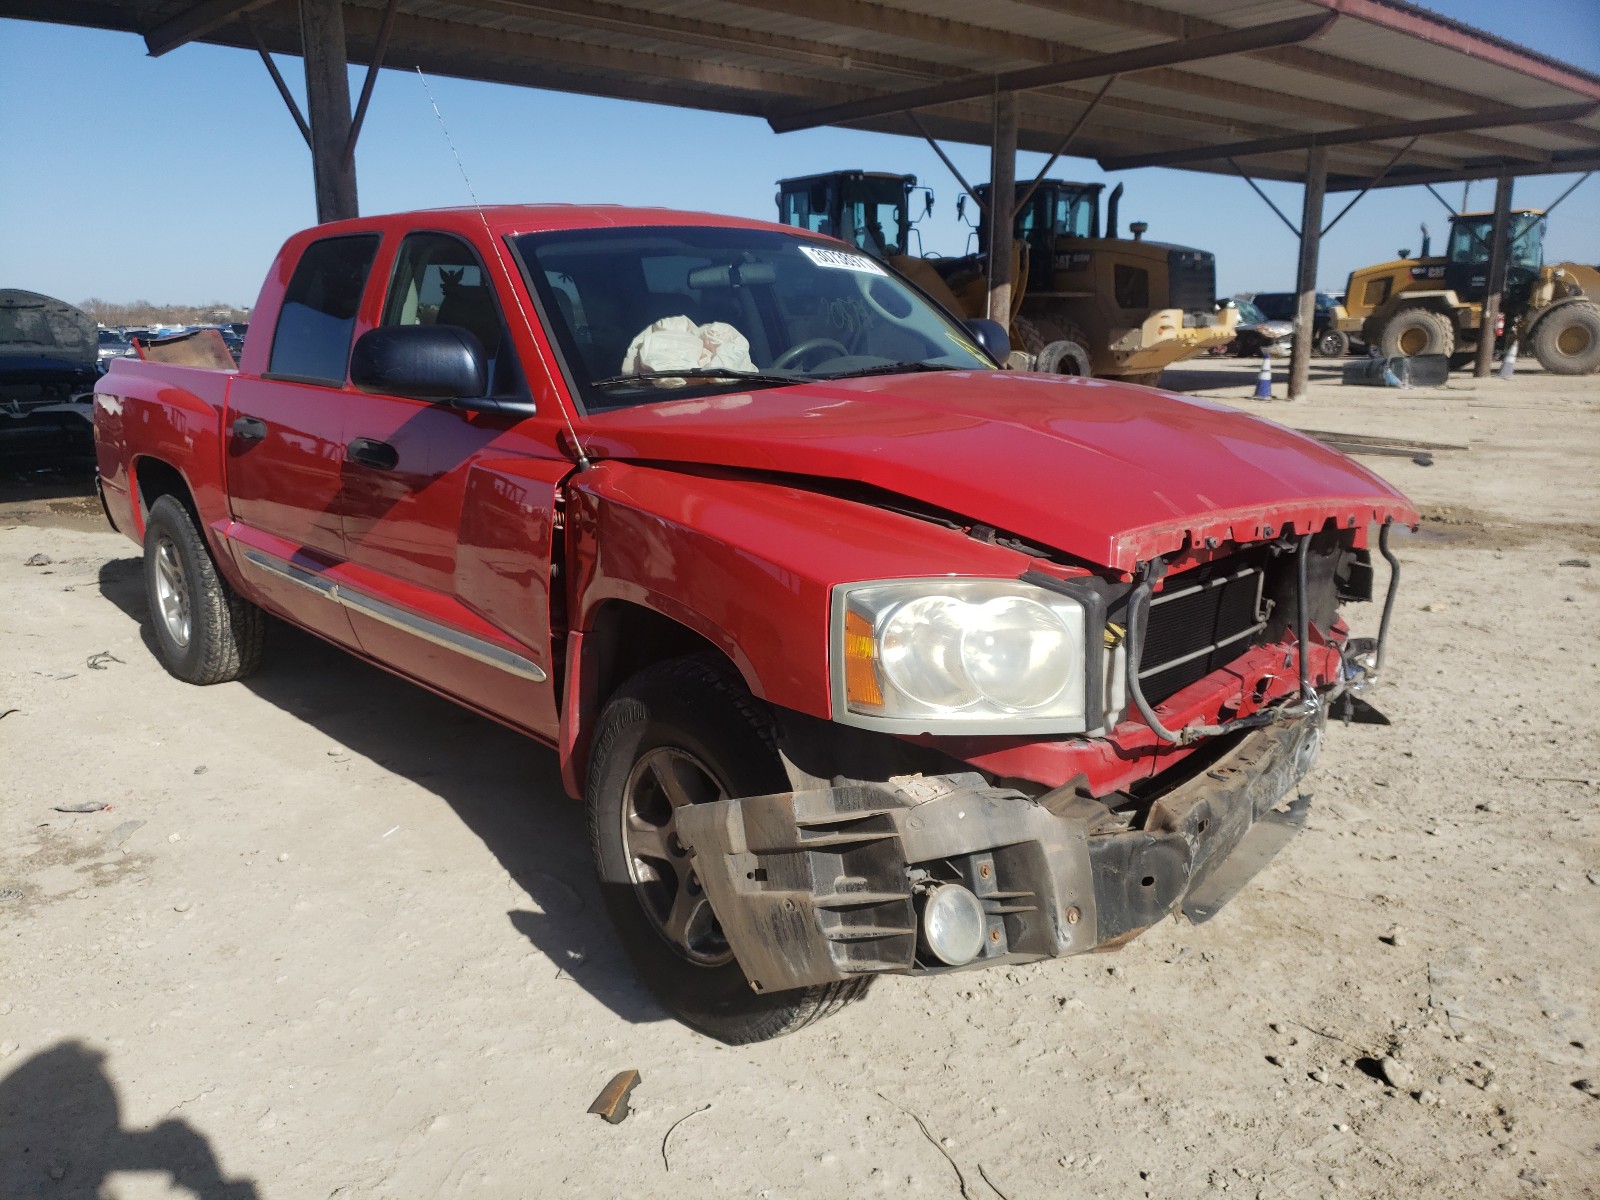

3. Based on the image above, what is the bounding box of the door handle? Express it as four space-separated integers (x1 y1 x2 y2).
231 415 268 441
347 437 400 471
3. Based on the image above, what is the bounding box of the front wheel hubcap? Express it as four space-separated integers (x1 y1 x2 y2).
153 536 192 648
620 746 733 966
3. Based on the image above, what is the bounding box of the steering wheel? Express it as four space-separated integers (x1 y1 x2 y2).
772 337 851 371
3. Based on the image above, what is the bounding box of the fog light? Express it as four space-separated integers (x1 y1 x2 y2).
919 883 987 966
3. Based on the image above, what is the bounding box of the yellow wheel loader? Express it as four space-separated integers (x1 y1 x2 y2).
1336 210 1600 375
775 171 1235 383
969 180 1236 385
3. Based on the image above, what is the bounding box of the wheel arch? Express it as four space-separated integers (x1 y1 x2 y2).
130 455 199 539
559 598 743 799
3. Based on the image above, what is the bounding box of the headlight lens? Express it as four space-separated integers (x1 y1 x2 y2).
836 578 1119 731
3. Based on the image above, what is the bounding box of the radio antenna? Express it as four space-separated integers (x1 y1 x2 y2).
416 67 592 470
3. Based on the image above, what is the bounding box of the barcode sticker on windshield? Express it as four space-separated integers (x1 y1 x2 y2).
799 246 887 275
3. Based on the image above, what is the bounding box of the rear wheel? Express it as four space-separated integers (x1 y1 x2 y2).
1378 307 1455 359
1315 328 1349 357
142 495 264 684
586 656 871 1043
1530 302 1600 375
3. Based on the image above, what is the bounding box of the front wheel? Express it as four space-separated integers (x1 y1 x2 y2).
142 494 264 684
586 656 870 1043
1530 302 1600 375
1377 307 1455 359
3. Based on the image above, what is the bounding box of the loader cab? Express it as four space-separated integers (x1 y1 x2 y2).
775 171 930 260
973 180 1103 292
1443 209 1546 303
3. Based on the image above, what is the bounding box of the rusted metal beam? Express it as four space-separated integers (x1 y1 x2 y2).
144 0 273 57
767 14 1337 133
1319 136 1419 236
1288 145 1327 403
343 0 400 167
1326 151 1600 191
300 0 358 222
1473 174 1513 378
987 91 1018 329
242 13 311 149
905 113 986 217
1015 75 1116 218
1228 161 1300 239
1101 102 1598 170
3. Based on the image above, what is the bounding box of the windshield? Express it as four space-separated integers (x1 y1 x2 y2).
514 225 994 413
839 178 911 258
1234 299 1266 325
1448 213 1544 270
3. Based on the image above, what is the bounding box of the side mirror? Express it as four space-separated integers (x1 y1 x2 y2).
351 325 489 403
965 318 1010 363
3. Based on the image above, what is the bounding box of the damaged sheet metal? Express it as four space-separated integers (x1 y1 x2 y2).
675 718 1323 994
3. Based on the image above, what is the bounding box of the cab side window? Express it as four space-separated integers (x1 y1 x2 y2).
268 234 380 384
381 232 522 397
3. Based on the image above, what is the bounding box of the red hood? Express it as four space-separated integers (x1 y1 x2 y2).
577 371 1416 572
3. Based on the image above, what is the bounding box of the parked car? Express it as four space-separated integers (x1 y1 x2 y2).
1 289 98 467
1223 298 1295 358
98 327 137 366
94 205 1416 1043
1250 291 1350 356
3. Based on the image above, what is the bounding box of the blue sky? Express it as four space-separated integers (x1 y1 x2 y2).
2 1 1596 307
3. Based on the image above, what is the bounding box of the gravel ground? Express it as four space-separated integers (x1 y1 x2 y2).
2 357 1597 1199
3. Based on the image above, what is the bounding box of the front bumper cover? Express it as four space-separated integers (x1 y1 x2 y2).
675 717 1321 994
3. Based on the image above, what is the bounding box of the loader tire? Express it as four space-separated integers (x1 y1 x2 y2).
1530 302 1600 375
1378 307 1455 359
1018 315 1093 377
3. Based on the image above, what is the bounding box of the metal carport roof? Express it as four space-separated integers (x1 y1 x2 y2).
10 0 1599 190
9 0 1596 396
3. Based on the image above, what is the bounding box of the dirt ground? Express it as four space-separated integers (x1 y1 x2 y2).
2 357 1597 1199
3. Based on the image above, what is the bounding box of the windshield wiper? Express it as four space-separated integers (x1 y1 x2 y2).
589 368 799 389
814 361 969 380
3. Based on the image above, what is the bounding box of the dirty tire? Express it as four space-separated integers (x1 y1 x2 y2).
1012 314 1047 355
1530 302 1600 375
1034 339 1092 376
587 656 871 1043
1315 328 1349 357
142 494 265 685
1119 371 1163 388
1378 308 1455 359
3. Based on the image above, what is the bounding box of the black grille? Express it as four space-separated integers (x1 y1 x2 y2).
1167 249 1216 316
1139 560 1266 704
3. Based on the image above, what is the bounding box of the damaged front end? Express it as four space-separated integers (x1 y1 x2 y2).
677 522 1406 995
675 718 1321 993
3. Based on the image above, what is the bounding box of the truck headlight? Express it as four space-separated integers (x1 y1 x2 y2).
834 579 1122 733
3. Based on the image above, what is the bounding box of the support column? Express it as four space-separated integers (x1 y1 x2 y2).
301 0 358 223
986 91 1017 328
1288 144 1327 402
1473 174 1514 378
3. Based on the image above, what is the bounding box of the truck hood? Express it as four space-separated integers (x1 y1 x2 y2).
0 289 98 371
578 371 1415 573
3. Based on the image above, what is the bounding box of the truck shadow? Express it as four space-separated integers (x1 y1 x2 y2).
95 558 668 1030
0 1040 259 1198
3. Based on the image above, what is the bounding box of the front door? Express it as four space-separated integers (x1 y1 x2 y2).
334 230 567 740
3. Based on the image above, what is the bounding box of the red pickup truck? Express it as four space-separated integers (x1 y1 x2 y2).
93 206 1415 1043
